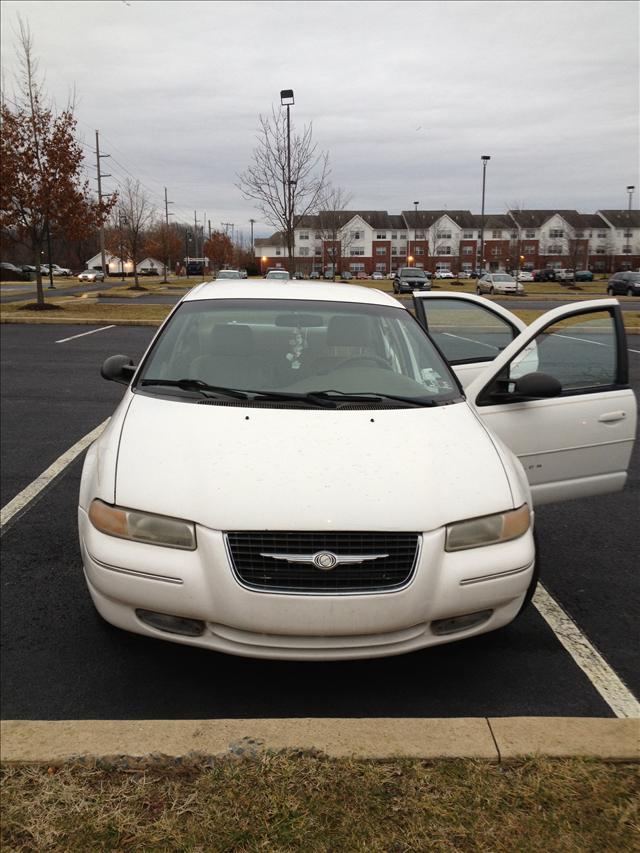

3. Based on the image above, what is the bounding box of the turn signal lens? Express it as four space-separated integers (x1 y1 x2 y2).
88 499 196 550
445 504 530 552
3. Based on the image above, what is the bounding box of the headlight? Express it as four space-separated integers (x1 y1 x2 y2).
88 499 196 550
445 504 530 552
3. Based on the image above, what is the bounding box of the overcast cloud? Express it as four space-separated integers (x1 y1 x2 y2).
1 0 638 239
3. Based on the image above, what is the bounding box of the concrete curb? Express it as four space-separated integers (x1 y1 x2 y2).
1 718 638 765
0 317 161 326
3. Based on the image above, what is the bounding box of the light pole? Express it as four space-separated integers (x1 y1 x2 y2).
280 89 294 275
413 201 419 268
119 213 127 282
479 155 491 275
626 185 635 263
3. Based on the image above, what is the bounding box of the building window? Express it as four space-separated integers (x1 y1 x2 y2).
435 262 451 271
415 231 425 239
594 260 605 270
391 233 397 239
622 247 632 254
437 246 452 255
376 232 387 239
492 231 502 239
350 231 362 240
299 248 309 256
461 262 472 271
299 233 309 240
415 262 424 268
575 232 585 238
350 263 365 271
375 247 386 255
525 231 535 238
415 247 424 256
375 263 386 272
547 244 562 254
350 247 364 256
436 231 452 240
595 248 605 255
511 232 518 239
462 246 473 255
491 247 501 257
314 248 322 256
549 229 564 239
400 233 406 239
623 231 633 238
597 231 607 238
463 231 474 239
327 248 335 257
275 249 281 256
314 232 321 239
524 244 536 253
391 247 397 255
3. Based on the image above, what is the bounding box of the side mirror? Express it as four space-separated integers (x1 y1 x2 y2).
511 371 562 399
101 354 136 385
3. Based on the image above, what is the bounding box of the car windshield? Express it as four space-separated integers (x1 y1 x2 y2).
267 272 289 279
136 298 461 406
493 274 515 282
626 273 640 283
400 269 425 278
216 271 240 279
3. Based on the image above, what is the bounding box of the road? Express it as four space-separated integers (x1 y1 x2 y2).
1 323 638 720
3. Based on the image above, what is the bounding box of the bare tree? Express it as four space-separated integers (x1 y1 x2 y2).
316 186 354 277
116 178 155 288
237 107 330 273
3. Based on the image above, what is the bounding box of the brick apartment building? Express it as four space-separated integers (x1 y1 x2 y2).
255 209 640 276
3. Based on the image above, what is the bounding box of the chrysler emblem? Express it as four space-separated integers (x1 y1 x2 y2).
312 551 338 571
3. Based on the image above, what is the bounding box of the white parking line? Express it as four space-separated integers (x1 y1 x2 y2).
0 420 109 533
55 325 115 343
556 333 640 355
534 584 640 718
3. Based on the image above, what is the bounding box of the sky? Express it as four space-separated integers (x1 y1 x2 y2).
1 0 639 240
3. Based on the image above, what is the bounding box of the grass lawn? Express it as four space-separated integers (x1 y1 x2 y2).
1 756 638 852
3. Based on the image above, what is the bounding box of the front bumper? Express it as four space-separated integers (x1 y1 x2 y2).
79 508 535 660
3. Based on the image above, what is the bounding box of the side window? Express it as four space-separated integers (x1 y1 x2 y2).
422 299 518 364
509 310 618 391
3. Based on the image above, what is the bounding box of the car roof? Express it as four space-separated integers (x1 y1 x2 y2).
182 280 403 308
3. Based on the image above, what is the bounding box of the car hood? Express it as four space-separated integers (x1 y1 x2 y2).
114 393 513 532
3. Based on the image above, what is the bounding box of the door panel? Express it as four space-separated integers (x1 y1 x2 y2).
469 300 637 505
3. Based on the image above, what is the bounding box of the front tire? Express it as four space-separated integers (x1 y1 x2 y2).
628 288 634 297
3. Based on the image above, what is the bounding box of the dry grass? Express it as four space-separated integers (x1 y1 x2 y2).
1 756 638 852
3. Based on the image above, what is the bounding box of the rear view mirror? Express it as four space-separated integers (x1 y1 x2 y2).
101 354 136 385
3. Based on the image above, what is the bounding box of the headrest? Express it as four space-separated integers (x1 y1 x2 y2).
326 315 372 348
211 324 254 355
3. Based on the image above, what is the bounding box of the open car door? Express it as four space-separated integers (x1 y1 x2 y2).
412 291 527 389
465 299 636 506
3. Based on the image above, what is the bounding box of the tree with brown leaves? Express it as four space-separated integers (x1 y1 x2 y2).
0 20 115 307
204 230 235 271
144 222 183 282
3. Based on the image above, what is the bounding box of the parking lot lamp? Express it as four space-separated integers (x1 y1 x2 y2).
479 155 491 274
280 89 295 274
408 255 414 266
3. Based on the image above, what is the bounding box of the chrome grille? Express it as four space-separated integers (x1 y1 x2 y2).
226 531 420 594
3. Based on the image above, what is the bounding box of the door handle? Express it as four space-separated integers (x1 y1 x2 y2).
598 411 627 423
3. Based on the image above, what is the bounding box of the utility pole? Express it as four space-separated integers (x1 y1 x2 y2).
164 187 174 282
208 219 212 240
193 210 200 259
95 131 111 278
249 218 255 252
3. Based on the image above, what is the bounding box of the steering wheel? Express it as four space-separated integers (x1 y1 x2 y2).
334 355 391 370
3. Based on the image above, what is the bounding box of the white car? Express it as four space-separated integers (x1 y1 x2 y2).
78 269 105 283
555 269 575 282
371 272 385 280
265 270 290 281
79 283 636 660
216 270 242 280
435 270 455 279
516 271 534 283
45 264 72 277
477 273 524 295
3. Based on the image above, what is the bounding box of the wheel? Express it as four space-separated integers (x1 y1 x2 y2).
334 355 391 370
476 287 481 295
627 288 634 297
516 529 540 616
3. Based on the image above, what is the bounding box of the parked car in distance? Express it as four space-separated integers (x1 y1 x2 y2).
265 269 291 281
139 267 160 276
356 272 369 280
239 269 248 279
309 271 321 280
434 270 455 279
477 273 524 295
340 272 354 281
83 282 636 660
516 271 534 282
371 272 385 280
216 270 243 280
323 271 335 280
78 269 105 282
607 271 640 296
0 262 28 281
574 270 594 282
533 269 556 282
555 269 575 282
457 270 472 279
45 264 73 276
393 267 431 294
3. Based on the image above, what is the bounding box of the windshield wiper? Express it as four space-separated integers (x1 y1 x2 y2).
139 378 249 399
307 390 440 407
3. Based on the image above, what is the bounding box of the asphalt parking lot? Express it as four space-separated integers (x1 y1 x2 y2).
1 323 638 720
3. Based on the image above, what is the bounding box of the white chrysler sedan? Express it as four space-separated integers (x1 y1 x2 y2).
79 282 636 660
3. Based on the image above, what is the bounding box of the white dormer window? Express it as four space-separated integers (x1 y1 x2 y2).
376 232 387 239
462 231 474 239
299 232 309 240
549 229 564 239
350 230 362 240
525 230 535 238
415 231 425 239
492 231 502 239
436 231 452 240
